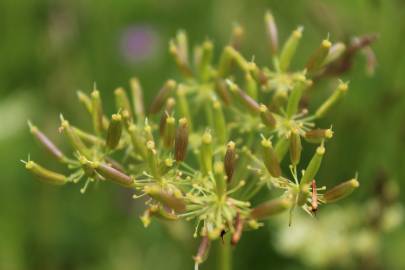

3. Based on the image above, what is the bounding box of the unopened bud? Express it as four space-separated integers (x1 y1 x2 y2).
279 26 303 71
261 138 281 177
224 141 236 183
25 160 67 185
106 114 123 150
289 129 302 166
163 116 176 148
149 80 177 114
251 198 292 220
300 145 325 188
175 118 189 162
324 179 359 203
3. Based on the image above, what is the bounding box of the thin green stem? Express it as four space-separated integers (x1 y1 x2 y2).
217 235 232 270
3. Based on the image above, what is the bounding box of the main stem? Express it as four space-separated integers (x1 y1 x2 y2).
217 234 232 270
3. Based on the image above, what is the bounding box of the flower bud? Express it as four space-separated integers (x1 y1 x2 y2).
175 118 189 162
214 79 231 106
200 130 213 175
224 141 236 183
114 87 132 118
25 160 67 185
106 114 123 150
289 129 302 166
259 104 276 130
261 138 281 177
193 236 211 265
28 121 66 162
213 100 227 144
286 79 306 118
264 11 278 55
91 88 105 134
279 26 303 71
300 145 325 188
149 80 177 114
163 116 176 149
306 39 332 73
94 162 135 187
315 81 348 118
324 179 359 203
304 128 334 144
251 197 292 220
144 185 186 212
130 77 145 121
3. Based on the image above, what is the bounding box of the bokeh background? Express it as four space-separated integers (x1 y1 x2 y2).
1 0 404 269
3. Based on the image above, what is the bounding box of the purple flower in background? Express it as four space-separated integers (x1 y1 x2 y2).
120 24 159 64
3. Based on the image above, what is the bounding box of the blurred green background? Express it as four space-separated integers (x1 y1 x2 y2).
1 0 404 269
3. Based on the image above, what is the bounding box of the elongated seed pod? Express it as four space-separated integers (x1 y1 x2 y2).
144 185 186 212
91 89 104 134
306 39 332 73
114 87 132 118
146 140 160 178
198 40 213 80
214 79 231 105
193 236 211 265
177 85 192 130
175 118 189 162
324 42 346 66
163 116 176 148
304 128 334 144
300 145 325 188
228 81 260 114
286 78 306 118
200 131 213 175
159 98 176 137
311 180 318 213
259 104 276 130
149 80 177 114
324 179 360 203
265 11 278 55
213 100 227 144
128 124 147 159
169 31 193 77
106 114 123 150
231 212 245 246
274 136 289 161
130 77 145 121
25 161 67 185
251 198 292 220
224 141 236 183
279 26 303 71
315 81 348 118
77 91 92 114
60 117 92 159
261 138 281 177
214 161 226 198
94 162 134 187
245 73 258 100
289 129 302 166
149 205 178 221
217 46 235 78
28 122 65 161
230 24 244 50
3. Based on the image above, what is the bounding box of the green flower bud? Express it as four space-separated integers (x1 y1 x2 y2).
114 87 132 118
106 114 123 150
149 80 177 114
304 128 334 144
286 78 306 118
251 197 292 220
289 129 302 166
218 46 234 78
264 11 278 55
259 104 276 130
213 100 227 144
279 26 303 71
315 81 348 118
300 145 325 188
261 138 281 177
175 118 189 162
91 89 105 134
224 141 236 183
306 39 332 73
200 130 213 175
163 116 176 149
144 185 186 212
129 77 145 121
25 161 67 185
324 179 360 203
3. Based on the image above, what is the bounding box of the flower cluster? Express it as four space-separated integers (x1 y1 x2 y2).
23 11 359 268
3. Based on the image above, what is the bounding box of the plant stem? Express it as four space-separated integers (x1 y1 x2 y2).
217 234 232 270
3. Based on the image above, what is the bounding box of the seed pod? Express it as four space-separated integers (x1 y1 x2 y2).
106 114 123 150
304 128 334 144
77 91 92 114
289 129 302 166
265 11 278 55
25 161 67 185
259 104 276 130
114 87 132 118
300 145 325 188
128 124 147 159
28 122 66 161
218 46 234 78
261 138 281 177
274 136 289 161
93 162 135 187
193 236 211 265
129 77 145 121
214 161 226 197
146 140 160 178
144 185 186 212
198 40 213 80
251 198 292 220
286 78 306 118
159 98 176 137
214 79 231 106
324 179 360 203
91 89 105 134
231 212 245 246
149 80 177 114
175 118 189 162
163 116 176 148
60 116 92 159
177 85 192 130
200 130 213 175
306 39 332 73
315 81 349 118
228 46 255 73
279 26 303 71
169 31 193 77
149 205 178 221
175 30 189 65
324 42 346 65
228 81 260 114
245 73 258 100
230 24 244 50
224 141 236 183
213 100 227 144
